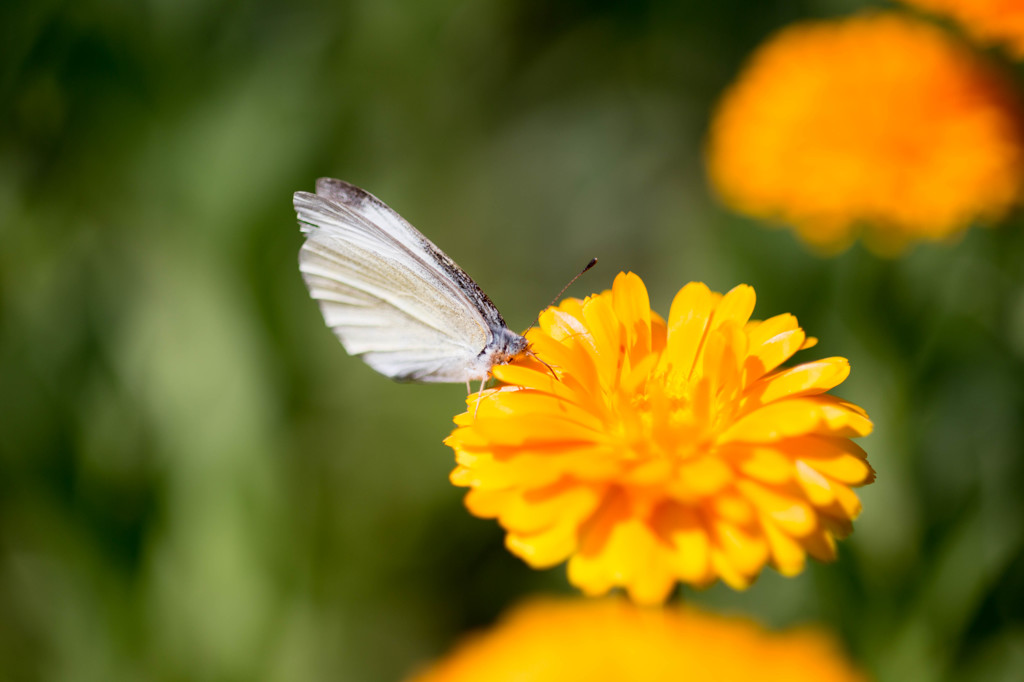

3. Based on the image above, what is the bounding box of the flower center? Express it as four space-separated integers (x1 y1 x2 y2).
612 375 733 466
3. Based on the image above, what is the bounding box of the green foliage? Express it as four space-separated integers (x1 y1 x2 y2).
1 1 1023 680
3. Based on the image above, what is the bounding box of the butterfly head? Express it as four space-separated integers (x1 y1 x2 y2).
486 327 530 367
464 327 529 384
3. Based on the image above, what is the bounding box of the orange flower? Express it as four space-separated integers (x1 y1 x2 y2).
446 273 874 604
707 13 1024 254
406 599 869 682
900 0 1024 58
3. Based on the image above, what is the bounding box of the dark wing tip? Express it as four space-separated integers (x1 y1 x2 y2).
315 178 372 209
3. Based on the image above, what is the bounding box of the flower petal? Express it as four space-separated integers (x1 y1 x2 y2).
506 524 577 568
669 456 734 499
660 282 714 386
736 480 818 537
524 329 603 400
761 517 807 576
652 503 715 585
712 517 769 577
498 480 603 535
471 413 606 447
612 271 653 360
712 284 757 330
582 293 624 389
744 357 851 406
718 396 873 443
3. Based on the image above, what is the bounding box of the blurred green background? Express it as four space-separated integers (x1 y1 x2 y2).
3 1 1024 680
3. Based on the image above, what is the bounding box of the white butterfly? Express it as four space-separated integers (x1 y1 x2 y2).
294 178 529 385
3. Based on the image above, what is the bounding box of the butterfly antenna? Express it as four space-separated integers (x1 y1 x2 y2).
522 258 598 336
526 349 559 380
550 257 598 310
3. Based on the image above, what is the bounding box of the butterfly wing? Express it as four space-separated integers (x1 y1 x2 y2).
295 179 505 383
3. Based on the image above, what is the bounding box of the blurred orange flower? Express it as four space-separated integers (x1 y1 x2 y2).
446 273 874 604
406 599 869 682
707 13 1024 254
900 0 1024 58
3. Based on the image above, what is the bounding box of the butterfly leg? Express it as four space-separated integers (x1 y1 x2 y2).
473 377 487 419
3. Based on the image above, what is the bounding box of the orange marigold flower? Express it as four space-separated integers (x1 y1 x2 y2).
406 599 869 682
706 12 1024 254
900 0 1024 58
446 273 874 604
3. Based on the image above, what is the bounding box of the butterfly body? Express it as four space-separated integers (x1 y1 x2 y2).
294 178 528 383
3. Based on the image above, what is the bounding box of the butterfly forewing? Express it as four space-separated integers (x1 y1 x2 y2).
311 179 510 334
295 179 505 383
